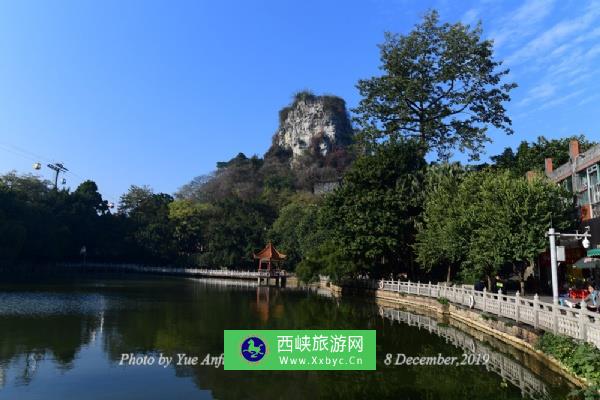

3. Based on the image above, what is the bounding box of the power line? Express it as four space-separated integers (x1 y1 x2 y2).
0 141 50 163
0 143 40 163
0 139 122 205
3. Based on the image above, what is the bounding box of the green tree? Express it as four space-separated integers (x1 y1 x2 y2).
488 173 575 293
267 194 322 270
117 185 154 216
0 173 74 264
296 239 351 283
119 186 176 263
314 140 426 280
169 199 211 258
491 135 597 176
0 183 28 264
73 180 109 214
414 163 468 282
417 169 576 291
462 172 513 288
199 199 275 268
57 181 107 259
353 10 516 160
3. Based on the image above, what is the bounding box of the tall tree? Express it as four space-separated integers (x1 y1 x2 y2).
316 140 426 280
414 163 467 282
119 186 176 263
354 10 516 160
492 173 575 293
268 194 322 270
416 169 575 291
169 199 210 258
118 185 154 216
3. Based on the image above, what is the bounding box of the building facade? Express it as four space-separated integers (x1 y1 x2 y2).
545 139 600 248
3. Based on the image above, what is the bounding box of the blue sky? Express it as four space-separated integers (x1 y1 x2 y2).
0 0 598 203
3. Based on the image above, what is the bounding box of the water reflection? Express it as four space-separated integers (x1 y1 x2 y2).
0 275 574 399
378 306 566 400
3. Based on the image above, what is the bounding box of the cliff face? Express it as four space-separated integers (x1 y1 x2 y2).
269 92 353 162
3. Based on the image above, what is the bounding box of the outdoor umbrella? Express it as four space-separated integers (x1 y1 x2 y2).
573 257 600 269
588 249 600 258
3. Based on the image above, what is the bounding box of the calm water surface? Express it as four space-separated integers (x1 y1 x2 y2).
0 274 574 399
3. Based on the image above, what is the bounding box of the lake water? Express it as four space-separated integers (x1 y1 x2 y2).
0 274 573 399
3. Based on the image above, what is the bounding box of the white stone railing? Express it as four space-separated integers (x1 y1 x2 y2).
59 262 278 278
379 279 600 349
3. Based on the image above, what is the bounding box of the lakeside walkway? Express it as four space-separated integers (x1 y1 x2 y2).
58 262 286 284
58 262 600 349
377 279 600 349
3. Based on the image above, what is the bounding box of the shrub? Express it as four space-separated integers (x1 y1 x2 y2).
536 333 600 398
481 312 497 321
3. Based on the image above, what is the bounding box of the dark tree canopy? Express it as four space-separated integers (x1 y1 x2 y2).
312 140 426 280
117 185 154 216
354 10 516 160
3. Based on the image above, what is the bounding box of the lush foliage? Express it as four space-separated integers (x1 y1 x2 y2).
297 140 426 281
0 173 120 265
267 194 323 269
414 163 468 282
536 333 600 399
353 10 516 160
491 135 598 176
416 168 576 289
437 297 449 305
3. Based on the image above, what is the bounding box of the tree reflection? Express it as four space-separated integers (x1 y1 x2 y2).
0 278 574 399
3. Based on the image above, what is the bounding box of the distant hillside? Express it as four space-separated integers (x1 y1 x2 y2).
178 91 356 203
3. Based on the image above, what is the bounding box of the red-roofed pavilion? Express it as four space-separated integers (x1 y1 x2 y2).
254 242 286 271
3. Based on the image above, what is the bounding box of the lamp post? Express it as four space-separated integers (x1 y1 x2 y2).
546 226 591 304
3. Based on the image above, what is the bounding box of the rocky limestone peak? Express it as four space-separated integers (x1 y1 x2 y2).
268 91 353 162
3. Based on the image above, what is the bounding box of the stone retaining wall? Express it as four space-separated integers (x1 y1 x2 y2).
330 285 589 388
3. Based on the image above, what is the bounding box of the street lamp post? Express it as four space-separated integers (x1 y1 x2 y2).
548 228 559 304
546 226 591 305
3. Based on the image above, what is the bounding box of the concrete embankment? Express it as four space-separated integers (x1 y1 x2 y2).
325 282 588 388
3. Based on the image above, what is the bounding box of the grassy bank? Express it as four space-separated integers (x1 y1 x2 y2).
536 333 600 399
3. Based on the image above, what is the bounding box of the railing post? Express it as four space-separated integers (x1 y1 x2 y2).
482 288 487 313
408 280 411 295
533 294 539 329
579 308 588 342
552 303 559 334
514 291 520 324
428 281 432 297
497 289 503 316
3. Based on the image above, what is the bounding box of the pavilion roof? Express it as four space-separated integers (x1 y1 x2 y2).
253 242 286 261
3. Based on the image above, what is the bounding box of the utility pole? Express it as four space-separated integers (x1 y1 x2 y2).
548 227 559 304
47 163 68 189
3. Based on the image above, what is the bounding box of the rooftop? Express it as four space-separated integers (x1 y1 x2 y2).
547 142 600 182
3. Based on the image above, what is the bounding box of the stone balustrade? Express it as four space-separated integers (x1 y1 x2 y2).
379 279 600 348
